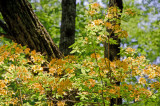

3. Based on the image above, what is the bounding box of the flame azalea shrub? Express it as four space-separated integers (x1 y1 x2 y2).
70 3 160 105
0 40 74 105
0 3 160 106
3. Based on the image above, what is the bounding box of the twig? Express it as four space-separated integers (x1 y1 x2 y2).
92 42 105 106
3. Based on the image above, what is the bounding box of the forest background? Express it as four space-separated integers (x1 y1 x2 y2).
29 0 160 64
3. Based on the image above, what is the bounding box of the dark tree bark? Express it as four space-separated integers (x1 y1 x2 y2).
59 0 76 56
104 0 123 106
0 0 63 59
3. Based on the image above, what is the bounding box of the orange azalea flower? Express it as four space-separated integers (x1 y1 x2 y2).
105 22 113 29
108 89 116 94
118 30 128 38
31 50 36 55
91 3 100 9
88 10 96 16
125 47 135 54
57 101 65 106
15 47 23 54
93 19 103 26
138 77 146 84
24 48 30 54
106 13 114 19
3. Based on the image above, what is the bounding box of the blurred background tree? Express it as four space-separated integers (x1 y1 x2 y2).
28 0 160 64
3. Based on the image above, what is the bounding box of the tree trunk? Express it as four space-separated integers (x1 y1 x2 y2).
0 0 63 59
104 0 123 106
59 0 76 56
104 0 123 60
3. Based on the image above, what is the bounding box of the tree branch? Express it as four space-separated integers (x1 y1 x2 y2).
0 32 7 36
0 32 15 41
0 19 8 33
0 20 15 41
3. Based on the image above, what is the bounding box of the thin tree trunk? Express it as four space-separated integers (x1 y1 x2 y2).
59 0 76 56
104 0 123 105
59 1 78 105
0 0 63 59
